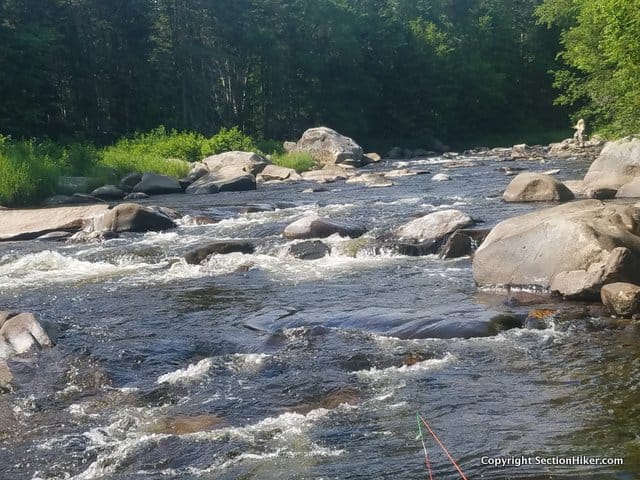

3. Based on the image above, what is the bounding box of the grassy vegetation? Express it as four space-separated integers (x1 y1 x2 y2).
0 126 289 207
270 152 316 173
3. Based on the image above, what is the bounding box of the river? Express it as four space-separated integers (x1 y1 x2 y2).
0 153 638 479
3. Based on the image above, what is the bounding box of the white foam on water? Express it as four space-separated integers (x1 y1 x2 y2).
71 406 339 479
156 358 212 385
0 250 161 290
355 352 456 381
225 353 270 373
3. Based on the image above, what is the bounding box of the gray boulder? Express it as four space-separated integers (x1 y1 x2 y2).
393 209 475 256
441 228 492 259
288 240 331 260
583 136 640 189
87 203 176 233
283 215 366 240
502 172 575 202
185 240 256 264
301 164 354 183
90 185 126 200
133 173 183 195
601 282 640 317
0 312 54 357
186 162 209 182
345 173 393 188
0 204 109 241
119 172 143 192
473 200 640 298
292 127 364 167
202 151 267 176
616 178 640 198
257 164 302 182
186 173 256 194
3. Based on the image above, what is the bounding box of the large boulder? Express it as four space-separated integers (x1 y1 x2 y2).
186 172 256 194
292 127 364 167
583 136 640 189
0 204 109 241
202 151 267 176
133 173 183 195
502 172 575 203
283 215 366 240
87 203 177 233
288 240 331 260
473 200 640 298
601 283 640 317
393 209 475 256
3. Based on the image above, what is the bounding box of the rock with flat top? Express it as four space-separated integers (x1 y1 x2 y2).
583 136 640 189
202 151 267 176
284 215 365 240
0 204 109 241
473 200 640 298
87 203 176 233
133 173 183 195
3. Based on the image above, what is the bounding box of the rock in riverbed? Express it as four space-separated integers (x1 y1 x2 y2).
0 204 109 241
284 215 366 240
87 203 177 233
185 240 256 264
133 173 184 195
601 283 640 317
0 311 57 390
290 127 364 167
473 200 640 298
503 172 574 202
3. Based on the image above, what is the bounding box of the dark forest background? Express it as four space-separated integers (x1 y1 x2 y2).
0 0 570 148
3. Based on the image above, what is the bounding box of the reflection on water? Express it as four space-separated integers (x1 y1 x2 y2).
0 154 637 479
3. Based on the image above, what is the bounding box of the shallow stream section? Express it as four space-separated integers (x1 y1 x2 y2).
1 155 638 479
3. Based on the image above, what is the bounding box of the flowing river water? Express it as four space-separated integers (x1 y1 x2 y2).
0 154 639 479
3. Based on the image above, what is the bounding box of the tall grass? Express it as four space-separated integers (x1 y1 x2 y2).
271 152 316 172
0 126 285 207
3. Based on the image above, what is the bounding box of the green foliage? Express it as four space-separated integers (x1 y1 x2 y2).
0 138 63 206
255 139 285 156
536 0 640 137
271 152 316 173
201 127 258 157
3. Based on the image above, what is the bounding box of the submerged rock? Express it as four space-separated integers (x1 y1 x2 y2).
473 200 640 298
345 173 393 188
288 240 331 260
185 240 256 264
283 215 366 240
502 172 574 203
301 164 353 183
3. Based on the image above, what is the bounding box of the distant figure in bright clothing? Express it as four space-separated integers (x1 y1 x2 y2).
573 118 586 147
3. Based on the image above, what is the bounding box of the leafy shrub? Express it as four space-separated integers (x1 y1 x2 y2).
0 138 62 206
271 152 316 173
201 126 257 156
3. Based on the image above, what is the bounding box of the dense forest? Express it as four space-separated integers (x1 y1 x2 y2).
1 0 568 148
1 0 639 148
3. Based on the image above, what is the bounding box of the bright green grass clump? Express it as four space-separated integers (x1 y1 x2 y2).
270 151 316 173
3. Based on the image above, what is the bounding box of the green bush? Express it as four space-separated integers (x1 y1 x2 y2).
271 151 316 173
0 137 62 206
201 126 257 156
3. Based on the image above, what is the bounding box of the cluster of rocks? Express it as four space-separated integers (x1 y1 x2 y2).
472 135 640 314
